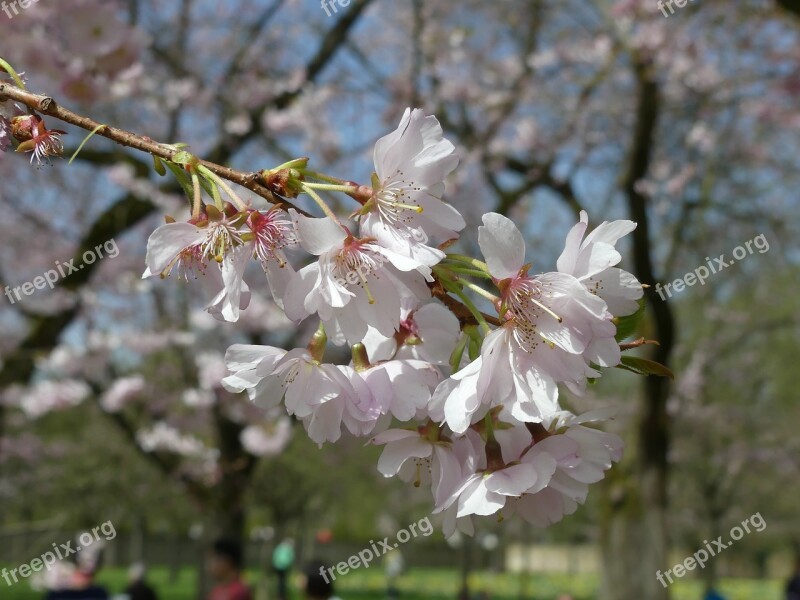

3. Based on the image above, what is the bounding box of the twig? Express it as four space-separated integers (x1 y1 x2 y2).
0 83 309 215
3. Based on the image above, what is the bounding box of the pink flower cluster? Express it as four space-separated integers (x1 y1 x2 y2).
144 109 643 534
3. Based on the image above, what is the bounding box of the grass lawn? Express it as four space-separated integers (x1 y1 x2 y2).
0 566 782 599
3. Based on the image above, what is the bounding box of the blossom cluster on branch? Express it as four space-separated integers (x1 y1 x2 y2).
1 68 663 535
155 109 646 536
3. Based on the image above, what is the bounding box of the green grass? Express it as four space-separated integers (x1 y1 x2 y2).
336 569 781 600
0 566 783 600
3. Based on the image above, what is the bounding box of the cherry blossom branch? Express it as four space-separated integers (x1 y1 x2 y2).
0 81 497 336
430 281 503 328
0 83 308 215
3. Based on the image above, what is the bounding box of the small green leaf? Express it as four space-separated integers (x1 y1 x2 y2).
618 355 674 379
171 151 194 165
153 155 166 176
69 124 107 165
0 57 25 89
614 298 646 341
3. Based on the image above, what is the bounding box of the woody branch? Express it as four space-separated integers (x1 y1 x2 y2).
0 82 307 213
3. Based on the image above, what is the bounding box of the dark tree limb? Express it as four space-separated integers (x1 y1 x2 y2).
623 59 674 499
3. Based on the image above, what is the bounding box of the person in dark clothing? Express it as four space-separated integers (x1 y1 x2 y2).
124 563 158 600
304 562 341 600
207 538 252 600
787 557 800 600
45 588 108 600
45 543 108 600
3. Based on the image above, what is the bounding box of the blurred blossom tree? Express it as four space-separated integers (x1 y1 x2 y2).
1 2 799 600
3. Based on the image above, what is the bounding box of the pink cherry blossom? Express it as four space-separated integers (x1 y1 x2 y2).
240 419 293 457
369 428 468 508
359 108 464 267
508 411 624 527
246 207 297 308
557 210 644 317
222 344 381 446
361 301 462 365
100 376 146 413
143 218 252 322
360 359 442 422
283 210 431 344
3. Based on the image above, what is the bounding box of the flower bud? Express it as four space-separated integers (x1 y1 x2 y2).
261 167 305 198
11 114 37 142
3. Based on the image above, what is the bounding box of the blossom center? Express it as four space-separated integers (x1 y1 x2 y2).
162 245 206 281
336 240 384 303
375 170 424 227
248 209 295 268
503 276 562 353
201 221 243 263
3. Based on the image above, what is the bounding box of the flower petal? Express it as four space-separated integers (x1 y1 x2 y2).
478 212 526 279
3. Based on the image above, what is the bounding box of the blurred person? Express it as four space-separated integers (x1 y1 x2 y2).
45 543 109 600
703 586 727 600
272 538 295 600
207 538 252 600
304 562 341 600
788 557 800 600
123 563 158 600
384 549 404 599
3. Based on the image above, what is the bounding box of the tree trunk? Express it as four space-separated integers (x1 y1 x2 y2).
599 57 675 600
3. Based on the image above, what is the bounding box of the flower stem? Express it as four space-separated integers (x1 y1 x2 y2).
198 165 249 212
446 282 491 335
302 170 348 185
190 169 202 218
445 265 492 279
449 333 469 372
301 183 345 227
462 281 500 303
445 253 490 273
303 182 359 193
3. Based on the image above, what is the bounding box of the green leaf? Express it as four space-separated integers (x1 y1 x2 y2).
0 57 25 89
153 155 167 176
69 124 107 165
164 162 195 203
618 355 674 379
171 151 194 165
614 298 646 341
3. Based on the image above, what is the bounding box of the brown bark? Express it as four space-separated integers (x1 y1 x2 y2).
599 58 675 600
